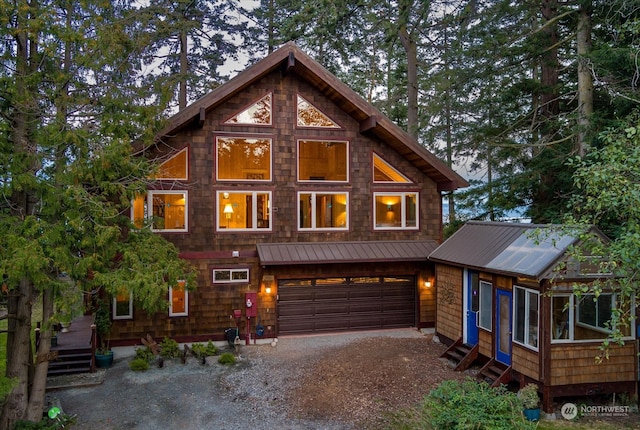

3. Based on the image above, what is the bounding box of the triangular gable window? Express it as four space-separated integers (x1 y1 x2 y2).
373 153 410 183
155 147 188 180
297 95 340 128
225 93 272 125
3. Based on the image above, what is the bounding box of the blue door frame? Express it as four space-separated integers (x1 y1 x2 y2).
465 271 479 345
496 289 512 365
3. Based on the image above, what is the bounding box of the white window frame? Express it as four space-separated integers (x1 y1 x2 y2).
213 268 250 284
550 293 636 343
132 190 188 233
576 293 615 333
169 281 189 317
216 191 272 232
513 285 539 351
112 292 133 320
373 192 419 230
478 281 492 331
297 191 349 231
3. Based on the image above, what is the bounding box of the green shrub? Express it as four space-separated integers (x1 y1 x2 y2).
217 352 236 365
134 346 155 363
129 357 150 372
159 337 181 359
191 340 218 358
388 378 536 430
12 413 76 430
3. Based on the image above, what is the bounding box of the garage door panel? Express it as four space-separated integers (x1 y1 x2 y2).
278 276 415 335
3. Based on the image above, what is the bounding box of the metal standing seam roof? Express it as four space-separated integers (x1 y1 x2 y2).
428 221 590 279
257 240 440 265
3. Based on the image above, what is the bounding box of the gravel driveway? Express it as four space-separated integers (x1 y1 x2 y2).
48 328 452 430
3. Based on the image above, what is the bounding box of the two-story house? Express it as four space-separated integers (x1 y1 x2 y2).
110 42 467 344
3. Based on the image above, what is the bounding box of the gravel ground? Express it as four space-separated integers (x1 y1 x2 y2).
48 328 455 430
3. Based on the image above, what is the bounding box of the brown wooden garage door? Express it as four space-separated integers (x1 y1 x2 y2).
277 276 416 335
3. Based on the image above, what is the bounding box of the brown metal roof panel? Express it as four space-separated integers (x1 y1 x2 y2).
257 240 438 265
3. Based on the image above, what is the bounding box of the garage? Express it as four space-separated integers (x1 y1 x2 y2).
257 240 438 336
277 276 416 335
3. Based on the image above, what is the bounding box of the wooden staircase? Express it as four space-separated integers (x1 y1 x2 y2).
440 338 479 371
476 359 512 387
48 347 93 376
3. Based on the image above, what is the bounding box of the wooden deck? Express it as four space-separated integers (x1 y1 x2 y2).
48 315 95 375
51 315 94 351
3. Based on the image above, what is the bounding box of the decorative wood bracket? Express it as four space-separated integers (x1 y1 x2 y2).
359 116 378 133
283 51 295 76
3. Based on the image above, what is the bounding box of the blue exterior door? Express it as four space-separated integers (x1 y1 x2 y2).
466 271 479 345
496 289 512 365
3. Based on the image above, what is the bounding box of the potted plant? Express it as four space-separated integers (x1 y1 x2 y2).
93 299 114 368
518 383 541 421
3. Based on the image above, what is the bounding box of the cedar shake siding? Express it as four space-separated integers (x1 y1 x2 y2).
112 43 466 345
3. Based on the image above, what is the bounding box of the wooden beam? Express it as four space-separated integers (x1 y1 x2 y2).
359 115 378 133
283 51 295 76
198 107 205 127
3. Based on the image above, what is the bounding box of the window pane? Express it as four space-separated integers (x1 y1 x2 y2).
375 195 401 227
297 95 339 128
217 137 271 181
151 193 186 230
298 140 347 181
514 287 526 343
170 281 187 315
225 93 271 125
404 193 417 227
479 281 492 330
231 270 249 281
113 291 132 319
299 192 348 229
373 154 410 183
132 195 146 228
156 148 188 180
551 296 570 340
527 291 539 347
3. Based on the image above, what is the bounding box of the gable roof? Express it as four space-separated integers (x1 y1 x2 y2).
159 42 468 192
428 221 606 279
257 240 439 266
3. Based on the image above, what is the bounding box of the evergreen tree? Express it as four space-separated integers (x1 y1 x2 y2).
0 1 195 426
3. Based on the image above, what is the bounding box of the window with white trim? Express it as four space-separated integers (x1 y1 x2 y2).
478 281 492 330
113 290 133 320
551 293 632 342
216 136 272 181
213 268 250 284
132 190 188 232
514 286 539 350
169 280 188 317
217 191 271 231
373 192 418 229
298 192 348 230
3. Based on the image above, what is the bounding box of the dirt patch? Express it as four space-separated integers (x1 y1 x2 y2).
286 336 466 427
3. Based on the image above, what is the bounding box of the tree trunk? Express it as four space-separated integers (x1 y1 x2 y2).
1 280 35 429
576 1 593 157
179 28 188 110
397 0 419 138
25 289 54 422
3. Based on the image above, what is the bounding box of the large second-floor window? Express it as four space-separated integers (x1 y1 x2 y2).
216 136 271 181
298 140 348 182
298 192 348 230
217 191 271 231
373 192 418 229
132 190 188 232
